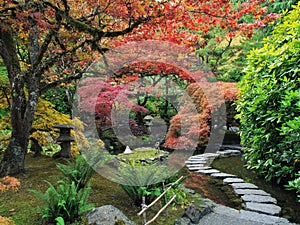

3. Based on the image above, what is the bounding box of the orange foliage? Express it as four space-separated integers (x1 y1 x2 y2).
0 176 20 192
164 81 238 149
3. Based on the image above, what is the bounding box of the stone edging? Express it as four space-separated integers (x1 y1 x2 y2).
185 148 291 224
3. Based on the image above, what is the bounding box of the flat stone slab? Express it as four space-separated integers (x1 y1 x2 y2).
234 189 271 196
216 151 232 156
185 160 207 164
213 204 240 217
244 202 281 216
201 153 220 158
210 173 237 179
241 194 277 204
239 210 289 224
187 166 211 171
223 178 244 184
224 150 241 155
230 182 258 189
196 169 220 175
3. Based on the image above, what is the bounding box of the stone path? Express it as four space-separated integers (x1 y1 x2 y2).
185 149 297 224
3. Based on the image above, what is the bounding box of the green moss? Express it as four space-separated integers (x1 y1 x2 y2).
0 154 189 225
117 147 167 162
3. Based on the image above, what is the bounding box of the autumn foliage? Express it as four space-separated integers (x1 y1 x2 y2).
0 176 20 192
164 81 238 150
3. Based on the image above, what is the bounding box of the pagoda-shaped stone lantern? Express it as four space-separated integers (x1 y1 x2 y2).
53 124 75 158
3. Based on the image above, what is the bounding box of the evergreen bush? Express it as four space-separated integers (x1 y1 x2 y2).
237 2 300 189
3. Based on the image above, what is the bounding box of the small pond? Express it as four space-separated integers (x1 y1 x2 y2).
212 156 300 223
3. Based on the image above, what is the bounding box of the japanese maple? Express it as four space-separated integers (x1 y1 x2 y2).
0 0 278 175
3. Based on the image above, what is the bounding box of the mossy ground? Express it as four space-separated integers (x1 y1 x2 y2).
117 147 166 161
0 154 187 225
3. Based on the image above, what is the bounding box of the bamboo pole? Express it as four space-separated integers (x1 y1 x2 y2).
137 175 183 216
144 195 177 225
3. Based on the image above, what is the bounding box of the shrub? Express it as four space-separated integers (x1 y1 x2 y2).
286 173 300 203
236 3 300 184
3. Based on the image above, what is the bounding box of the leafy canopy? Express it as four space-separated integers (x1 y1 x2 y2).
236 2 300 184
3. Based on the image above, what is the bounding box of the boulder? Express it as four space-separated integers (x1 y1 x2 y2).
87 205 135 225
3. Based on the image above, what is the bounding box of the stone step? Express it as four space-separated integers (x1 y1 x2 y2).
210 173 237 179
241 194 277 204
244 202 281 216
196 169 220 175
185 160 207 164
223 178 244 184
230 182 258 189
234 189 271 196
187 166 212 171
239 210 290 224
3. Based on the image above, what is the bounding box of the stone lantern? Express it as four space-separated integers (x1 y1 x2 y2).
53 124 75 158
144 115 154 133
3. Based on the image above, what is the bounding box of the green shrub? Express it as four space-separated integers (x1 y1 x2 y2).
286 173 300 202
32 180 94 224
236 3 300 184
56 155 95 190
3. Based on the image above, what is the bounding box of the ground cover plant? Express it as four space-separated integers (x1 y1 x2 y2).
237 2 300 198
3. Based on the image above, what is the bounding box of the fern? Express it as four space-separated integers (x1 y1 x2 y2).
31 180 94 224
56 155 94 190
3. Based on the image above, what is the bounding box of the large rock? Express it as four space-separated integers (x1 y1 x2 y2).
87 205 136 225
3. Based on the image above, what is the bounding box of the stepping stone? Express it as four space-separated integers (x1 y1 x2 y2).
201 153 220 158
234 189 271 196
230 182 258 189
239 210 289 224
185 160 207 164
186 158 206 161
223 150 241 155
210 173 237 179
244 202 281 216
196 169 220 175
187 166 211 171
216 151 231 156
223 178 244 184
241 194 277 204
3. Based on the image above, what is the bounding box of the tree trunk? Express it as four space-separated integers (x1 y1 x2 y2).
0 137 27 176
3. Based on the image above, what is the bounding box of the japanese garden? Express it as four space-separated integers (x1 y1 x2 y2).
0 0 299 225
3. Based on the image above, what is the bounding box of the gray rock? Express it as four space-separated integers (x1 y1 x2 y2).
183 204 202 223
174 217 191 225
196 169 220 175
244 202 281 216
223 178 244 184
241 194 277 204
213 205 240 217
234 189 271 196
239 210 289 224
210 173 237 179
87 205 135 225
230 182 258 189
